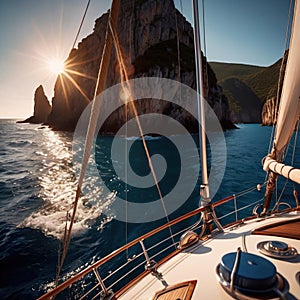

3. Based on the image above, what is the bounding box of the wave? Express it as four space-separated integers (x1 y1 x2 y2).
18 130 116 239
126 135 162 141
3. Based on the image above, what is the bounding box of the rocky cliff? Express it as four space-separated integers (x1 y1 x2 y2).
18 85 51 124
261 52 288 126
219 77 262 123
261 96 277 126
46 0 234 132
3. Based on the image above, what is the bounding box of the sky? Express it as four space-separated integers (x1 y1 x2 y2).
0 0 293 119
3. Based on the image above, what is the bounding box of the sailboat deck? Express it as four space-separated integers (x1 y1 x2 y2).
152 280 196 300
119 212 300 300
252 217 300 240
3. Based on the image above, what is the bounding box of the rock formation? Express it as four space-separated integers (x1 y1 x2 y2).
46 0 234 132
261 96 277 126
18 85 51 124
261 51 288 126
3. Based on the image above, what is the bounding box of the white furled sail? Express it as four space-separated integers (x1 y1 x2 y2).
263 0 300 211
263 157 300 184
271 0 300 158
263 0 300 177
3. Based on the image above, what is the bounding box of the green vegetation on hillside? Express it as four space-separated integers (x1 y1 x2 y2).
209 58 284 123
209 62 264 81
210 59 283 103
243 58 283 102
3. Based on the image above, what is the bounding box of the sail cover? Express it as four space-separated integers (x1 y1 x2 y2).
273 0 300 158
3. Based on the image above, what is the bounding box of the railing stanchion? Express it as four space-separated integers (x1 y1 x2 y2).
234 194 238 222
93 268 114 300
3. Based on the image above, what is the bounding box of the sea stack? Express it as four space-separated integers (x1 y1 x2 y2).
18 85 51 124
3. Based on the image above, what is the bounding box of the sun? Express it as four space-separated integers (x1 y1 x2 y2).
47 58 65 75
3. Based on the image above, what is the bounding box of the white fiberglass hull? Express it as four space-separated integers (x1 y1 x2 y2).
120 212 300 300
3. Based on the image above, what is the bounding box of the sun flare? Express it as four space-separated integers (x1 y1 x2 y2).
47 58 65 75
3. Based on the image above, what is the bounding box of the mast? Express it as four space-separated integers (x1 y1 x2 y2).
192 0 223 235
262 0 300 213
192 0 210 205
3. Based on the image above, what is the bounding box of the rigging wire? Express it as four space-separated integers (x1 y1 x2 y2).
291 119 299 166
179 0 183 13
200 0 209 99
125 0 135 261
125 79 129 260
189 183 265 231
264 0 294 198
71 0 91 50
55 0 92 285
108 13 176 246
293 133 299 207
174 4 181 83
174 0 182 109
272 119 299 211
201 0 207 58
271 0 299 205
55 0 121 285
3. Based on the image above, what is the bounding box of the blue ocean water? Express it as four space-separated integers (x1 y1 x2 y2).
0 120 299 299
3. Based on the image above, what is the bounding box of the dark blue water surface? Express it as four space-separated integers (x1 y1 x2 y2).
0 120 299 299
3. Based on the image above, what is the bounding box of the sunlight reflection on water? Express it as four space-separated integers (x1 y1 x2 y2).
21 128 114 239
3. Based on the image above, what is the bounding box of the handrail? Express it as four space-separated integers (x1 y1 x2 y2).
213 195 235 207
38 205 207 299
37 192 263 299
